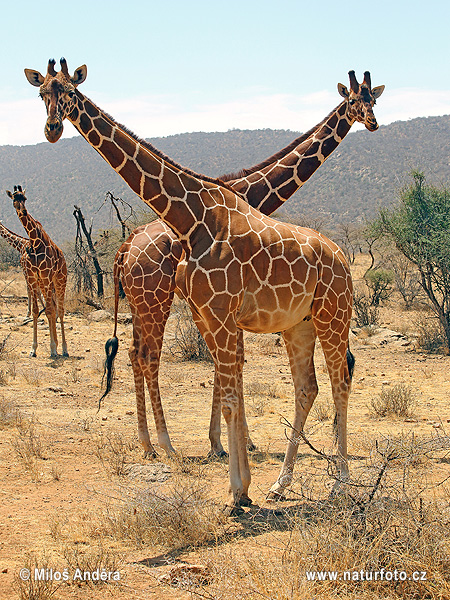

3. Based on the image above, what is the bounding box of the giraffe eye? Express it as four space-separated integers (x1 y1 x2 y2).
67 91 75 98
349 99 356 106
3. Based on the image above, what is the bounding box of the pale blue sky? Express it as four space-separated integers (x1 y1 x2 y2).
1 0 449 145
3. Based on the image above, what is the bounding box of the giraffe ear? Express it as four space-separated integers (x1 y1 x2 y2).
372 85 385 99
71 65 87 86
337 83 349 99
6 190 12 199
24 69 45 87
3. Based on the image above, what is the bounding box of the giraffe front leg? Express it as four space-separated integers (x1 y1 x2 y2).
59 314 69 357
208 370 226 457
209 328 255 457
194 312 251 510
29 285 40 357
30 311 38 358
236 329 256 452
54 279 69 356
45 293 58 357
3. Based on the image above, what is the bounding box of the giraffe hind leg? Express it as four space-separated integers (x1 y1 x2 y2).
267 319 317 501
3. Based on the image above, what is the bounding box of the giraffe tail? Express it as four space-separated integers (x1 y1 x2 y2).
333 345 355 440
98 255 122 411
98 336 119 410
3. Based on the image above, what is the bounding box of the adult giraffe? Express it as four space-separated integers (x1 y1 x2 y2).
102 71 384 458
6 185 68 358
26 59 382 507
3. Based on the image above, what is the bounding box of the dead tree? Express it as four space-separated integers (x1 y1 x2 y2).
73 205 104 298
105 191 133 240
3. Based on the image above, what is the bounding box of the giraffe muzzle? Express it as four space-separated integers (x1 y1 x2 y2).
365 118 379 132
45 119 63 143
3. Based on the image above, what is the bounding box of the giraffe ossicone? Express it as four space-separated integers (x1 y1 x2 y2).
26 59 382 507
6 185 68 358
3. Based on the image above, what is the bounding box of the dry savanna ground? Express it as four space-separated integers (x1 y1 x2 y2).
1 256 450 600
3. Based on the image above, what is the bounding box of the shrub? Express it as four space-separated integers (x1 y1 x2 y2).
353 288 379 327
169 301 212 362
370 383 417 418
416 313 448 354
364 268 394 306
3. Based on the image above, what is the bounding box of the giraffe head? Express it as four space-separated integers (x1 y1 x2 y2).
337 71 384 131
6 185 28 214
25 58 87 143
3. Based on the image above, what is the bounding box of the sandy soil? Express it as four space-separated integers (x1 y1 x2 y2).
1 263 450 599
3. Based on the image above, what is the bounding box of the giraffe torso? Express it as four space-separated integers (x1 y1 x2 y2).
177 193 352 335
117 220 182 317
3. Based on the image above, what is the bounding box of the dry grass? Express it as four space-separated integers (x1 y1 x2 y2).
9 417 53 483
11 418 47 470
100 476 227 551
177 433 450 600
47 462 227 554
312 398 334 422
0 396 20 429
92 430 141 477
62 543 123 587
370 383 417 418
415 313 448 354
168 300 212 362
13 552 61 600
21 369 43 387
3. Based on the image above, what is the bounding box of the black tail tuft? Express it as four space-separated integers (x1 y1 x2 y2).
98 336 119 411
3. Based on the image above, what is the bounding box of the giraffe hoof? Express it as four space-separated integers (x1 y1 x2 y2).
247 442 257 452
223 503 245 517
29 351 37 358
143 449 158 459
266 490 287 502
238 493 253 507
62 352 69 357
207 449 228 460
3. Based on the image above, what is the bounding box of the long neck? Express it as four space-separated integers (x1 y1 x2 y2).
225 101 353 216
0 222 28 253
16 209 48 246
68 93 221 239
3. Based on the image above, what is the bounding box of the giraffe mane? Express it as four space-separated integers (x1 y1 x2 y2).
219 102 345 182
89 105 238 193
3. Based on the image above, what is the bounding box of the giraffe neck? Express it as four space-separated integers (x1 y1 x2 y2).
16 210 48 246
226 101 353 215
68 93 225 240
0 222 28 253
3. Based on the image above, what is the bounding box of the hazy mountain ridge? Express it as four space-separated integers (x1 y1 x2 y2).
1 115 449 243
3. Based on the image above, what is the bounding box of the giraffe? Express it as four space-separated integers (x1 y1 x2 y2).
25 59 383 507
0 221 37 317
102 70 384 458
6 185 68 358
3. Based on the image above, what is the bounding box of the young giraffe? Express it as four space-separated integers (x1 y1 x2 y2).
6 185 68 358
0 221 36 317
26 59 382 506
104 72 384 458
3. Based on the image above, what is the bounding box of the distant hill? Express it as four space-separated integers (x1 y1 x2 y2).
1 115 450 243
